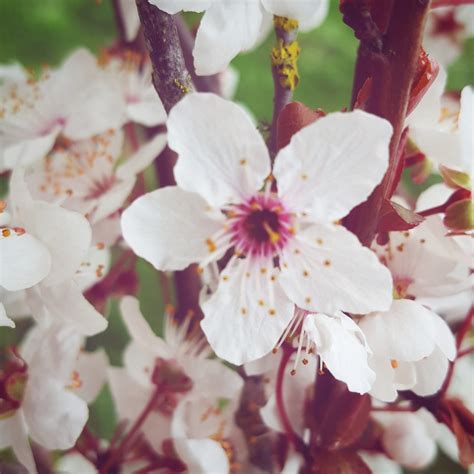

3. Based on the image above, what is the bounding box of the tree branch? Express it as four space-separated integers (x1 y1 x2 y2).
268 16 300 157
343 0 432 246
135 1 202 320
135 0 193 113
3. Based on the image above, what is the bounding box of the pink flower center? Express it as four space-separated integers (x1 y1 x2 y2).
227 193 294 258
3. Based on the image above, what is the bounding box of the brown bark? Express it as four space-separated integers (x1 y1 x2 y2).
135 0 201 320
343 0 431 246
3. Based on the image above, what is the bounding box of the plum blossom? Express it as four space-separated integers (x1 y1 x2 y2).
359 299 456 402
122 93 393 365
25 128 166 239
117 0 141 42
5 168 107 336
424 6 474 66
147 0 329 75
0 324 92 474
408 66 473 175
293 310 375 394
374 215 470 301
102 54 167 126
0 49 126 171
376 411 438 470
0 202 51 327
108 296 244 470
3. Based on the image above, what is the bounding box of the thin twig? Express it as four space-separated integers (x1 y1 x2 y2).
268 16 300 157
275 346 310 460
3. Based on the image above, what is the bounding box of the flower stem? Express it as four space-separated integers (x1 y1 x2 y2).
99 388 162 473
275 346 309 460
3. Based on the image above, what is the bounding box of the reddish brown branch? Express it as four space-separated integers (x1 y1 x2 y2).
343 0 432 246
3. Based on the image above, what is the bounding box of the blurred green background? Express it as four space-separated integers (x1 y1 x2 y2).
0 0 471 472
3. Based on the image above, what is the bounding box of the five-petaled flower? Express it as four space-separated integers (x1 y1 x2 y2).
122 92 394 365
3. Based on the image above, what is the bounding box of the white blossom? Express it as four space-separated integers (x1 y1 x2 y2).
122 93 393 365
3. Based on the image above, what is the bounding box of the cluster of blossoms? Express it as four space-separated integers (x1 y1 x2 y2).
0 0 472 473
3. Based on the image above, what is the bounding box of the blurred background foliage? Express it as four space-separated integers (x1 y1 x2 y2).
0 0 471 472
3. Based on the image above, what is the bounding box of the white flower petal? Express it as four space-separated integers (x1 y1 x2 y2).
24 201 92 287
274 110 392 221
181 357 243 399
116 133 167 180
411 347 449 397
74 349 109 403
410 127 462 170
126 89 167 126
52 49 125 139
303 312 375 394
368 356 398 403
359 453 402 474
56 453 98 474
120 295 172 357
262 0 328 30
382 414 437 469
121 186 224 271
359 300 436 362
279 223 393 314
23 378 88 450
194 1 264 75
118 0 141 42
91 179 135 224
0 302 15 327
148 0 212 14
3 129 60 169
108 367 150 422
0 230 51 291
431 313 456 361
169 93 270 207
261 355 315 435
459 86 473 173
108 367 170 448
298 0 329 31
0 411 37 474
201 258 294 365
174 438 229 474
34 280 108 336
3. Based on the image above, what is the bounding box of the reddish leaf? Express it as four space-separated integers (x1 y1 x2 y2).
437 398 474 468
377 200 424 234
407 48 439 116
277 102 325 150
354 77 373 110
